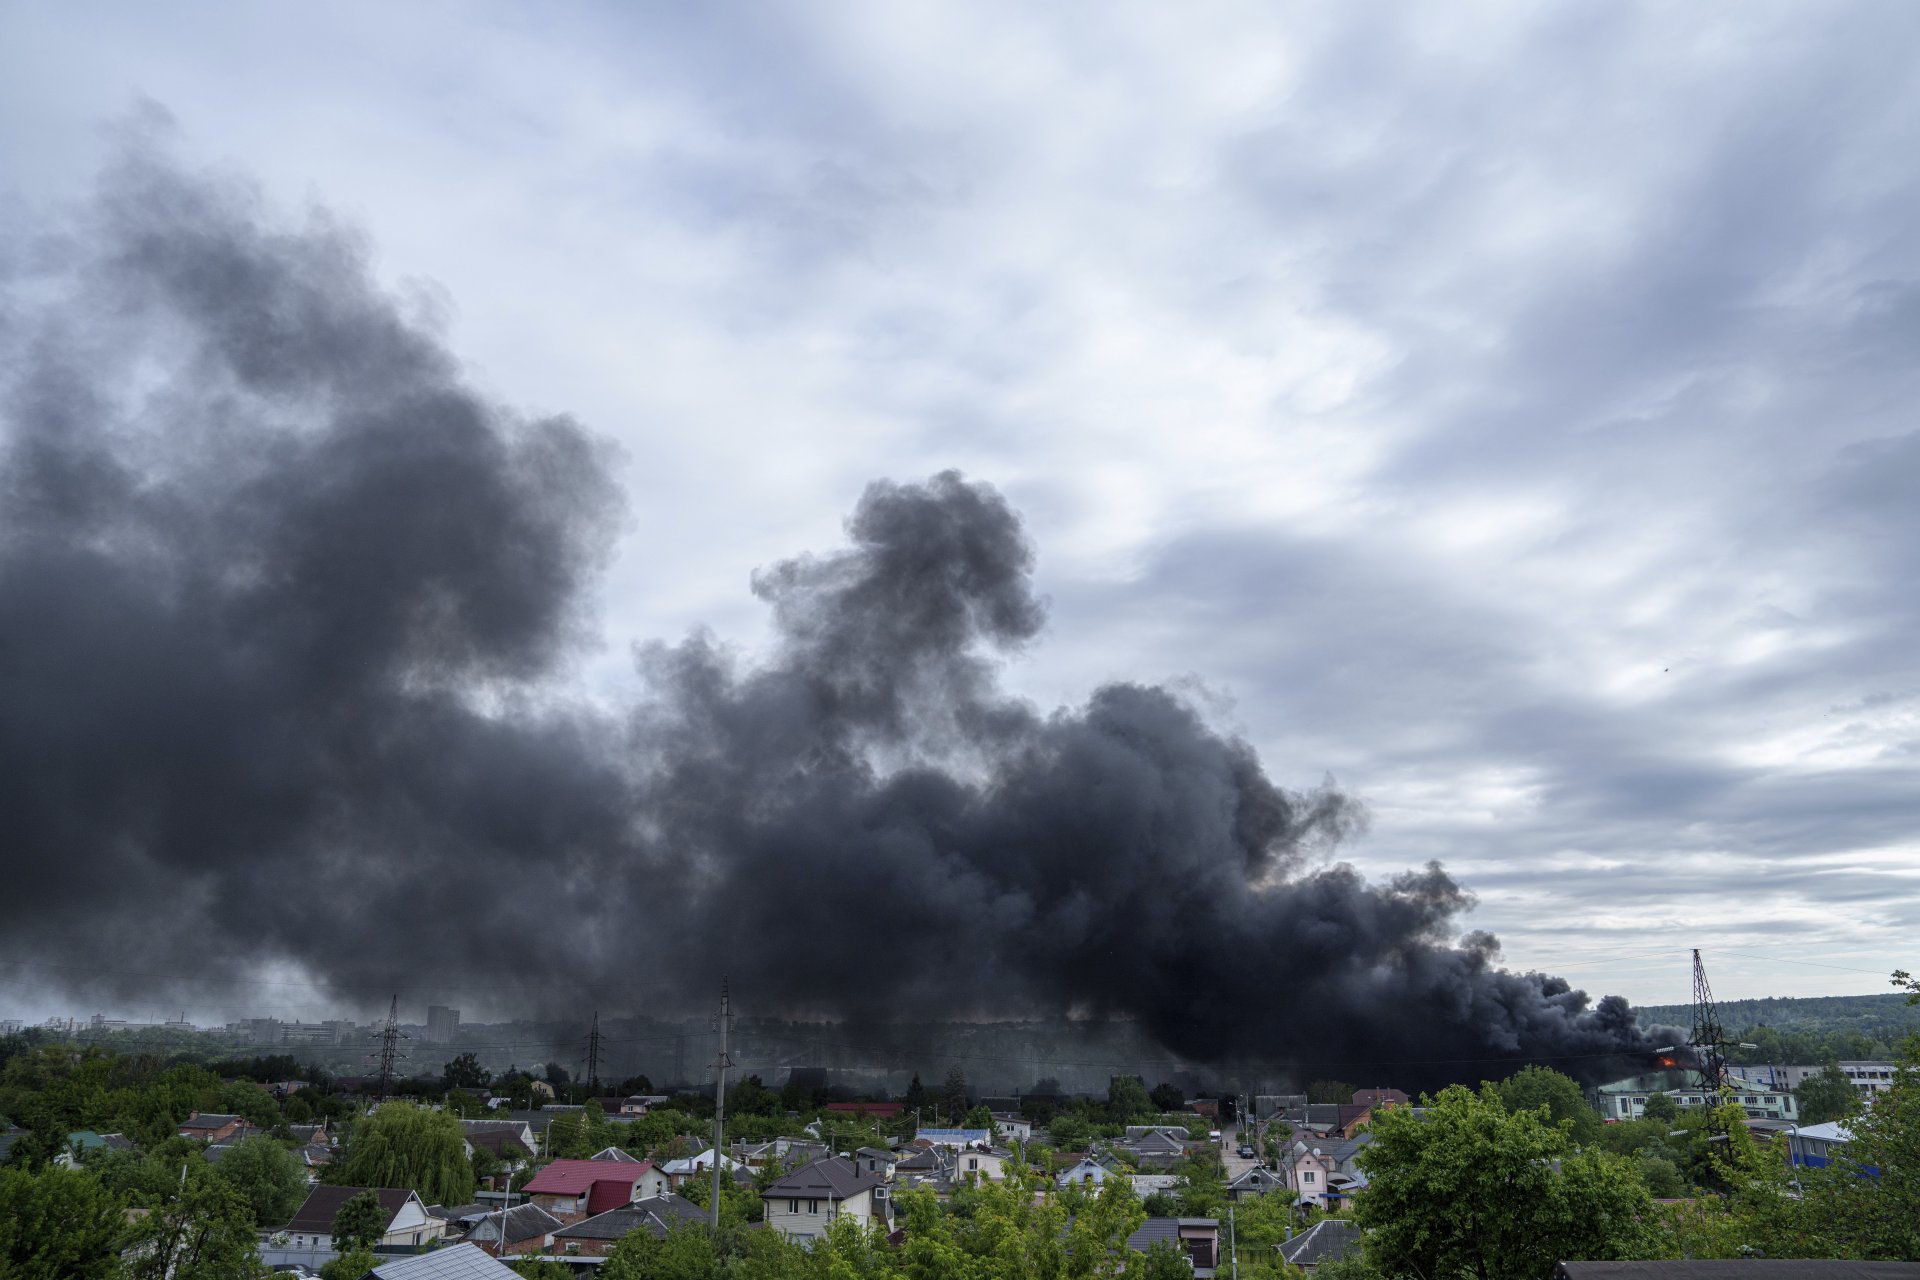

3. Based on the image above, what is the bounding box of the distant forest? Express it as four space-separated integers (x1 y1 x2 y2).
1632 992 1920 1065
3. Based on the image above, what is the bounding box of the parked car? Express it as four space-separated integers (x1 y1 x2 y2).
1238 1145 1255 1158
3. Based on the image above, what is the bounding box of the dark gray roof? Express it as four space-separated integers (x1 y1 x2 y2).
763 1156 883 1201
1280 1219 1362 1268
1556 1266 1920 1280
1126 1216 1217 1253
1228 1166 1283 1188
180 1113 245 1131
552 1194 705 1241
465 1203 562 1246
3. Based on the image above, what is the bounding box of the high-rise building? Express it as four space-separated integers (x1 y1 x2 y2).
427 1005 460 1044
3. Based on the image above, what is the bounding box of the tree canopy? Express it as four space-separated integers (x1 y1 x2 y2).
333 1103 474 1206
1356 1084 1660 1280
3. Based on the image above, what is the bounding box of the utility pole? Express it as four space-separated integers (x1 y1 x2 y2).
585 1011 603 1096
376 995 405 1102
709 978 733 1229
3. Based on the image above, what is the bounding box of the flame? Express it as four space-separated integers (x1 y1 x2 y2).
1657 1055 1677 1067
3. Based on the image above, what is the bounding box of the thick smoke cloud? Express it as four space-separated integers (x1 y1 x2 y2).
1 144 1672 1085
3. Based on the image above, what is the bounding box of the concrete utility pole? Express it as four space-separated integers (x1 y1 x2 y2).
709 977 733 1229
585 1011 602 1095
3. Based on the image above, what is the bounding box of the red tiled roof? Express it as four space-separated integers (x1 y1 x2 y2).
524 1158 654 1196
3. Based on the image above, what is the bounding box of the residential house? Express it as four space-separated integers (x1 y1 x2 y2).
460 1118 540 1155
953 1147 1010 1184
587 1146 642 1163
1226 1165 1287 1200
545 1194 706 1258
279 1186 444 1252
1055 1155 1114 1188
1254 1095 1309 1123
661 1148 745 1189
734 1137 829 1169
363 1243 520 1280
762 1157 894 1244
1286 1142 1335 1207
178 1112 246 1143
1128 1173 1182 1200
892 1146 953 1189
915 1127 992 1148
1126 1217 1220 1277
521 1159 671 1220
464 1203 564 1257
852 1147 897 1181
1351 1088 1410 1109
1122 1127 1190 1170
990 1114 1033 1144
1279 1219 1363 1272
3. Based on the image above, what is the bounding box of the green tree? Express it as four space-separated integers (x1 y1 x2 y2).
1307 1080 1357 1105
1492 1065 1602 1146
903 1072 929 1118
1149 1082 1185 1113
332 1189 389 1251
0 1165 125 1280
1799 1033 1920 1259
1047 1113 1092 1152
320 1249 377 1280
212 1134 308 1227
1793 1063 1858 1126
1637 1154 1684 1198
942 1065 970 1122
335 1102 474 1205
1641 1092 1678 1124
123 1175 267 1280
510 1262 577 1280
1107 1075 1154 1123
1136 1237 1192 1279
442 1053 490 1091
1356 1084 1662 1280
215 1080 282 1129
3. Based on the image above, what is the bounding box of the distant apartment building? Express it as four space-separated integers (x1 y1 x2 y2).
1730 1061 1902 1103
1594 1072 1797 1121
428 1005 461 1044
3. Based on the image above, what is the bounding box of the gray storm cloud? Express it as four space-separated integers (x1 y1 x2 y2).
0 143 1673 1085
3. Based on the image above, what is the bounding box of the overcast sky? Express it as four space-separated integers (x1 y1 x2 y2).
4 1 1916 1014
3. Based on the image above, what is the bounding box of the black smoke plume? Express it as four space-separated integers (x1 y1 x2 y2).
0 140 1672 1087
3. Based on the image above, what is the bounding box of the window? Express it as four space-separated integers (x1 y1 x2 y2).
809 1199 821 1214
1303 1171 1316 1183
788 1199 799 1214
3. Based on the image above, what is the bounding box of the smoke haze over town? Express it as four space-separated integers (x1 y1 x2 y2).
4 5 1918 1088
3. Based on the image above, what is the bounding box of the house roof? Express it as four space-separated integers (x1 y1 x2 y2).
1126 1216 1217 1253
1794 1122 1853 1142
465 1204 563 1246
762 1156 882 1201
180 1113 244 1132
1554 1265 1920 1280
286 1186 416 1234
1228 1166 1283 1188
1280 1219 1362 1268
552 1194 705 1241
1351 1088 1409 1106
588 1146 641 1162
522 1158 655 1195
365 1243 521 1279
465 1130 528 1157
